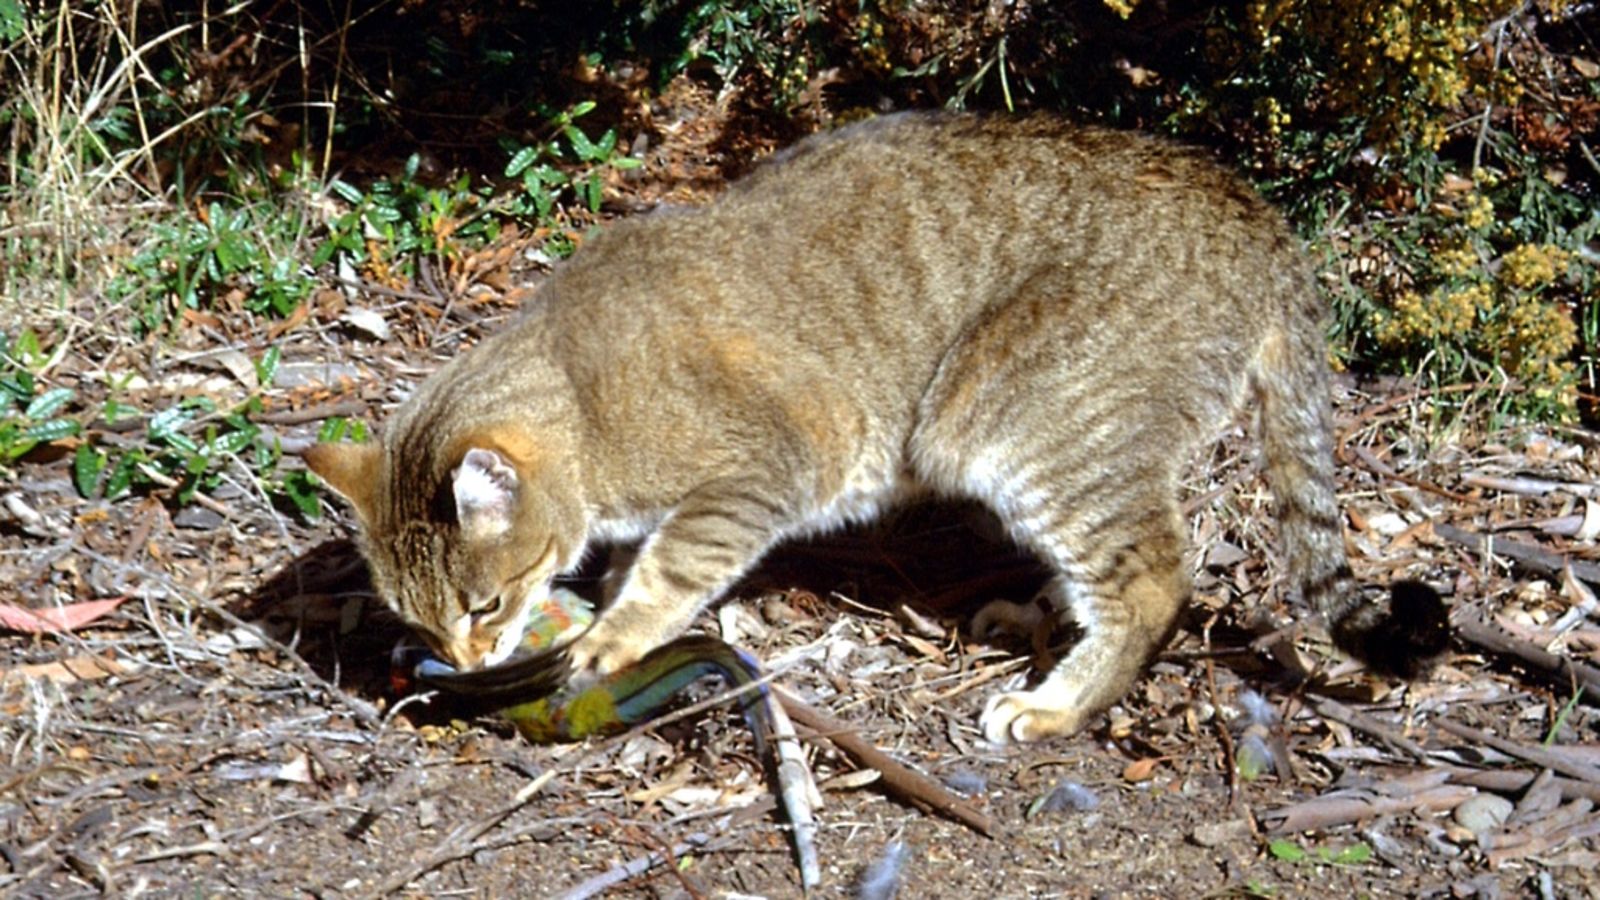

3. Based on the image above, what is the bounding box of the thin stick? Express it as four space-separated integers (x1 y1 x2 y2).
555 832 719 900
1434 523 1600 587
365 771 559 896
1313 697 1431 765
1442 766 1600 804
260 400 369 426
1453 615 1600 702
775 687 995 838
1431 717 1600 785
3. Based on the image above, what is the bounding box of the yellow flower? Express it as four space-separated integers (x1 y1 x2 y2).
1499 243 1571 290
1462 193 1494 230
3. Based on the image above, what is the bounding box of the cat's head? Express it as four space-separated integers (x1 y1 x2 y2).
305 433 584 670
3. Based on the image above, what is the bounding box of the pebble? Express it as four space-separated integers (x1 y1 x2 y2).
1192 818 1253 847
1453 793 1514 837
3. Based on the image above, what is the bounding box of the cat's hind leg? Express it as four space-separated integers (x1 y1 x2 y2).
979 494 1190 742
908 270 1204 743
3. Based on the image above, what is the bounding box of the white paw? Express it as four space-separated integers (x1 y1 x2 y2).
980 689 1084 744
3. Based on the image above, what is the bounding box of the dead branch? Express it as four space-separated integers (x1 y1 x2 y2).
1313 697 1432 765
1434 522 1600 585
775 687 996 838
1452 615 1600 702
1443 766 1600 804
1461 472 1600 499
1260 775 1473 833
1431 718 1600 785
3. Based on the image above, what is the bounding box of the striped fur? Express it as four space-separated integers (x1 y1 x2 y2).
307 112 1443 743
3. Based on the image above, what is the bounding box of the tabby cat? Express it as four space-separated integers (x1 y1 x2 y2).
306 112 1445 743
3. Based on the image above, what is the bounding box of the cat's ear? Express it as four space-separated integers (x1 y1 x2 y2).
304 442 381 519
452 447 518 539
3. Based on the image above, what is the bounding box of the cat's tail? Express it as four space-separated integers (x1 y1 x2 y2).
1254 323 1449 677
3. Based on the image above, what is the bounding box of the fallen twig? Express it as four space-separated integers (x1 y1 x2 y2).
259 399 369 426
1433 522 1600 587
1313 697 1431 765
555 832 720 900
775 687 996 838
1452 615 1600 703
1260 769 1473 833
1443 766 1600 804
1341 444 1474 503
1483 799 1600 866
363 773 559 896
766 690 821 892
1431 718 1600 785
1461 472 1600 500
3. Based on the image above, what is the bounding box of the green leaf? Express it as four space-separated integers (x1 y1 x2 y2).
102 398 136 423
1267 839 1306 863
210 427 257 456
255 345 281 387
73 444 106 497
165 432 201 455
105 454 140 499
148 405 192 439
23 418 80 442
1 371 34 401
281 470 322 520
0 0 29 43
505 145 540 178
329 179 364 205
1321 842 1372 866
10 329 42 368
564 125 599 162
25 386 73 419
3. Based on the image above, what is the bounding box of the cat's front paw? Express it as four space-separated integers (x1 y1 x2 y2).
981 689 1089 744
565 621 657 677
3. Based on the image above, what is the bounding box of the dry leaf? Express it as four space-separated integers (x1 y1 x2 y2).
1574 499 1600 542
0 597 127 634
341 307 392 341
6 654 128 684
900 633 946 663
1123 757 1163 782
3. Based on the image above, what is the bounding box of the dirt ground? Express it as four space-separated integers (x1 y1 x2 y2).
4 84 1600 899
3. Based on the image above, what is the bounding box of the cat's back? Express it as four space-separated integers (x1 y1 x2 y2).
531 112 1317 406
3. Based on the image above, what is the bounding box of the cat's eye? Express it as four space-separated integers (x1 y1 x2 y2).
472 594 506 621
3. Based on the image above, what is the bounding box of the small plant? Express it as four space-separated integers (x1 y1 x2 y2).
108 198 318 335
502 102 642 228
0 331 80 464
317 103 641 279
1267 838 1373 866
68 348 344 520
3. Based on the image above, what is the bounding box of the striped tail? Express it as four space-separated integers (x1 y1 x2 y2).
1255 323 1448 676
